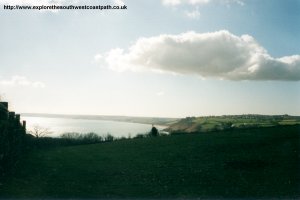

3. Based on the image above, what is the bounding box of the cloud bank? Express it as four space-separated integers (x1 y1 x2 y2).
0 76 45 88
96 30 300 81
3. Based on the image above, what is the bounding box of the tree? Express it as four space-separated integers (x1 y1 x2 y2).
28 125 52 138
104 133 114 142
150 125 159 137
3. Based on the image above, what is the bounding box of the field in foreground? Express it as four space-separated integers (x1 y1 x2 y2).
0 126 299 198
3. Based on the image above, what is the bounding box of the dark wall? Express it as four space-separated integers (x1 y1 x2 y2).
0 102 26 176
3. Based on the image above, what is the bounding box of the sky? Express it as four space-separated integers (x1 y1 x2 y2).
0 0 299 118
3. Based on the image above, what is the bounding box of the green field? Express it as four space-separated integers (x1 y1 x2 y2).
166 115 300 133
0 125 299 198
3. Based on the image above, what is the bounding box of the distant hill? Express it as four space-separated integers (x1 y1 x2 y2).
165 114 300 133
22 113 180 126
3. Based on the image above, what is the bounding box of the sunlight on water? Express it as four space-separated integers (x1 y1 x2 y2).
21 116 164 138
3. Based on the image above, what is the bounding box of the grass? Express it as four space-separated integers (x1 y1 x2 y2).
167 115 300 133
0 125 299 198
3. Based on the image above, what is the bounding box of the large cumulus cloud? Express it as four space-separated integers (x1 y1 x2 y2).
96 30 300 81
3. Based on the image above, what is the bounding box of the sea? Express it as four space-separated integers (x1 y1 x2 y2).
21 116 167 138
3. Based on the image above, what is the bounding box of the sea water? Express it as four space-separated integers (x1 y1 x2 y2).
21 116 165 138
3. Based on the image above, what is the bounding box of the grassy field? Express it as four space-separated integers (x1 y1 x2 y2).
166 115 300 133
0 125 299 198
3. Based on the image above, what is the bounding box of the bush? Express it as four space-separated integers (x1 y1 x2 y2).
60 132 82 140
150 126 159 137
82 132 103 143
133 133 148 139
103 133 114 142
60 132 103 144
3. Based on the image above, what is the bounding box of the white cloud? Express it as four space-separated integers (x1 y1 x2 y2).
96 30 300 81
228 0 244 6
113 0 125 6
156 91 165 96
0 76 45 88
185 8 200 19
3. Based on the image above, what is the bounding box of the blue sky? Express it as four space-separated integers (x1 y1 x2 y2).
0 0 299 117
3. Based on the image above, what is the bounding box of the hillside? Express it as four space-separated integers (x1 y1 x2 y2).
166 114 300 133
0 125 299 198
